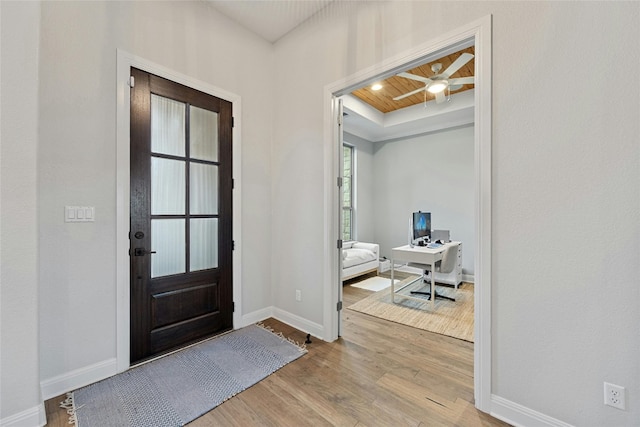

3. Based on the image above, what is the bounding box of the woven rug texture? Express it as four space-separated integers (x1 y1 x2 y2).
348 276 474 342
64 324 306 427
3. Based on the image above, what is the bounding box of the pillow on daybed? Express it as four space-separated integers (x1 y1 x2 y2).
342 247 376 269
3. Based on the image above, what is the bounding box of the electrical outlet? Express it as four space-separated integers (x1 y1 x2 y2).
295 290 302 302
604 382 626 410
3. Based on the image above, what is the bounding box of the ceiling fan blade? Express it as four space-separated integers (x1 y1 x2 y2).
449 76 475 85
435 90 446 104
393 86 426 101
442 52 474 77
397 72 432 84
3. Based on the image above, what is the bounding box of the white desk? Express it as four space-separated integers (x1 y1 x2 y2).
390 242 459 307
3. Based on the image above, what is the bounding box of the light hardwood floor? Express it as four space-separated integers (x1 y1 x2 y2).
45 280 509 426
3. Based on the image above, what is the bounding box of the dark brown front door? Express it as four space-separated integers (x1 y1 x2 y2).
129 67 233 364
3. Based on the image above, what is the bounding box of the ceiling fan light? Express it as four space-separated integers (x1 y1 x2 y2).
427 80 448 94
371 83 383 91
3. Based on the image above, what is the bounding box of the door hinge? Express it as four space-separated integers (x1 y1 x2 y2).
337 176 343 187
232 179 235 189
128 76 135 88
337 301 343 311
232 302 235 312
337 239 343 249
232 240 235 250
231 117 235 128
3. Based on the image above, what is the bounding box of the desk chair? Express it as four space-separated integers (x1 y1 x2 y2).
407 243 459 302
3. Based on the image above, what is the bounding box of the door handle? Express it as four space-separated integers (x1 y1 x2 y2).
133 247 157 256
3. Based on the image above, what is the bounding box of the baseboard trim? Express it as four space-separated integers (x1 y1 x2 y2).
240 306 274 327
0 403 46 427
462 273 474 283
491 394 574 427
241 306 324 341
40 358 117 400
271 307 325 341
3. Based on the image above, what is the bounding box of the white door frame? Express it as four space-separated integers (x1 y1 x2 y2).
322 15 492 411
115 49 243 372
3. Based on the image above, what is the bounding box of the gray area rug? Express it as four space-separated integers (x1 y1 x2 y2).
62 324 306 426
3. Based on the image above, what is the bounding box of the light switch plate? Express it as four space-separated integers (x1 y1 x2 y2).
65 206 95 222
65 206 76 220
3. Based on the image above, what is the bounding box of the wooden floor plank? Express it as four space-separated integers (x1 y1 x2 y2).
189 395 267 427
43 285 510 426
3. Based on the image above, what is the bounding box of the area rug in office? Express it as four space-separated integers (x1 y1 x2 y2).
348 277 474 342
349 276 398 292
61 324 307 427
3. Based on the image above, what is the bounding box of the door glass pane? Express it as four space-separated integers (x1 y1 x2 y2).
190 163 218 215
343 145 352 209
151 94 186 156
151 157 185 215
190 106 218 162
190 218 218 271
151 219 185 278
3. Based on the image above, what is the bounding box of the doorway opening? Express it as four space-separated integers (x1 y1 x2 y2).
324 16 492 411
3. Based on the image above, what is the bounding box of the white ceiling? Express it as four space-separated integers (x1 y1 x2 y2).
207 0 334 43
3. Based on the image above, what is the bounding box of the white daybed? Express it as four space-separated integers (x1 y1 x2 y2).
342 241 379 281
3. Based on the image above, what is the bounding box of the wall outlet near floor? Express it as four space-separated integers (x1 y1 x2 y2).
604 382 626 410
295 290 302 302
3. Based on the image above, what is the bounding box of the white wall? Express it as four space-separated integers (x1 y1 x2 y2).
0 1 44 424
373 125 474 273
35 0 274 394
272 1 639 426
343 132 375 243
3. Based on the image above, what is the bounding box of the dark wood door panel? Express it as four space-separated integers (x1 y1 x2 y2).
150 269 219 293
151 282 219 329
150 313 226 354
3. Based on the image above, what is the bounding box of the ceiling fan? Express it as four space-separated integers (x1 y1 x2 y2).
393 52 475 104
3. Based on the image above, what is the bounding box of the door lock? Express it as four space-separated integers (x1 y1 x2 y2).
133 247 156 256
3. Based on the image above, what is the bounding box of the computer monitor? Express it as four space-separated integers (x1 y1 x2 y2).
412 211 431 244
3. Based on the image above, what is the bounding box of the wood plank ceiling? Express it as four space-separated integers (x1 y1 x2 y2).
351 46 475 114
